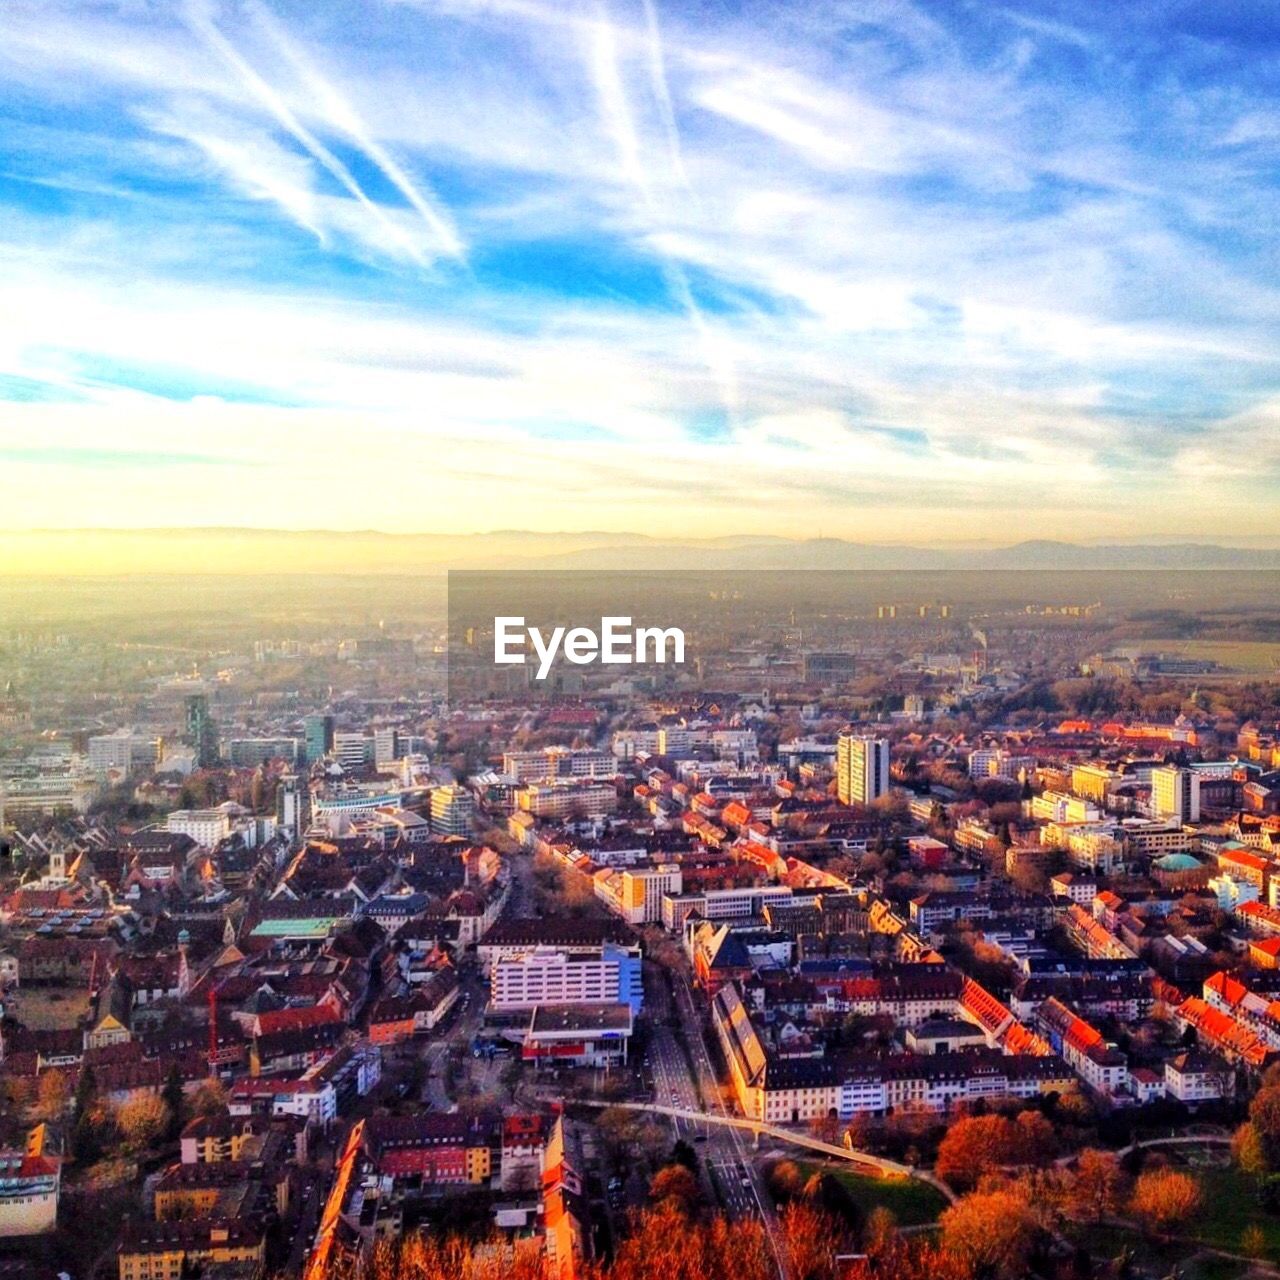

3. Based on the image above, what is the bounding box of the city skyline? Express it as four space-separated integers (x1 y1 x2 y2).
3 1 1280 549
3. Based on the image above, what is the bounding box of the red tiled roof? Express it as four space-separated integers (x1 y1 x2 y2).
254 1005 343 1036
1177 996 1271 1067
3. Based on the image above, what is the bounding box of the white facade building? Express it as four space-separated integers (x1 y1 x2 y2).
836 735 889 806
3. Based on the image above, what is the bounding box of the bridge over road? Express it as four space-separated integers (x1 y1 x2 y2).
573 1099 957 1205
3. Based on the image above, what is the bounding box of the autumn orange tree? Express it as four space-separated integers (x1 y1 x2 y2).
780 1199 848 1280
840 1232 971 1280
1246 1084 1280 1171
607 1203 774 1280
938 1187 1042 1279
647 1163 701 1217
354 1203 778 1280
36 1068 70 1122
1129 1167 1201 1238
766 1157 806 1201
1233 1121 1268 1178
934 1112 1055 1190
116 1093 169 1154
1066 1149 1128 1222
362 1233 547 1280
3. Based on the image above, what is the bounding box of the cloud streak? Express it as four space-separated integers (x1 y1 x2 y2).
180 0 449 265
242 0 464 260
585 1 739 421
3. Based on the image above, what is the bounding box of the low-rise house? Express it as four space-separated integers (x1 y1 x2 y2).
0 1128 59 1238
363 1113 497 1185
1037 997 1130 1098
367 970 460 1044
116 1217 267 1280
1165 1050 1234 1104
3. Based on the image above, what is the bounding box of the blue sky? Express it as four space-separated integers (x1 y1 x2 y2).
1 0 1279 543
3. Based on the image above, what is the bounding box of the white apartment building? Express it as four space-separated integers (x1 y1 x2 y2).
713 985 1072 1124
1165 1051 1232 1104
971 749 1036 780
1070 764 1120 803
0 1136 59 1237
312 787 413 835
1031 792 1102 824
1041 822 1126 874
710 729 760 763
661 885 797 931
87 730 159 776
595 864 682 924
333 732 374 771
165 804 243 847
1151 766 1201 824
502 748 618 782
611 728 662 759
0 774 95 825
373 728 402 770
1209 873 1260 911
1121 820 1199 857
657 727 698 757
516 781 616 820
490 944 642 1014
430 783 475 836
836 734 889 806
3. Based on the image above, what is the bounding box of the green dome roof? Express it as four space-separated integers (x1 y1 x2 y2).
1152 853 1202 872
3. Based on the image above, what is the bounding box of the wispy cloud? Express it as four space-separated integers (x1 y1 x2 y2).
639 0 690 191
585 1 739 421
180 0 450 266
241 0 464 260
0 445 248 468
143 99 327 244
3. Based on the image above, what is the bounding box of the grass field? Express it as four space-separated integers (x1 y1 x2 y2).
1140 639 1280 675
9 986 91 1030
1070 1223 1249 1280
797 1161 948 1227
1182 1166 1280 1259
1070 1163 1280 1272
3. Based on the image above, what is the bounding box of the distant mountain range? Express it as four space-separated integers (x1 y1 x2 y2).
3 529 1280 574
502 537 1280 572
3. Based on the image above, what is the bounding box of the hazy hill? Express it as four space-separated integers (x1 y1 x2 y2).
2 529 1279 575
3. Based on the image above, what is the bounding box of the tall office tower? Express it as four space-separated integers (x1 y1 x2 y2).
184 694 219 769
333 732 374 771
373 727 402 770
430 783 475 836
303 714 335 764
836 733 889 806
276 773 309 839
1151 765 1200 824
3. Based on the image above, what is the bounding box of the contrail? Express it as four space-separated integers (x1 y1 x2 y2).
243 0 465 261
639 0 690 192
588 2 738 423
182 0 430 266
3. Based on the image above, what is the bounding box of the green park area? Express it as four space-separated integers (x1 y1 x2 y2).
798 1161 949 1228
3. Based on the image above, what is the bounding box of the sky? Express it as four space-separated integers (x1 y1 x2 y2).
2 0 1280 549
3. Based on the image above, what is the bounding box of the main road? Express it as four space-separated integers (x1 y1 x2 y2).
640 962 788 1276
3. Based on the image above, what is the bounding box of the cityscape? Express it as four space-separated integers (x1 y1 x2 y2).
0 570 1278 1280
4 0 1280 1278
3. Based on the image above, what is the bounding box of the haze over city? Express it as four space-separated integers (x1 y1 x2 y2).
3 0 1280 551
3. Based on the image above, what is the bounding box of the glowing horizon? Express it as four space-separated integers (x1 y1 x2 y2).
2 1 1279 547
